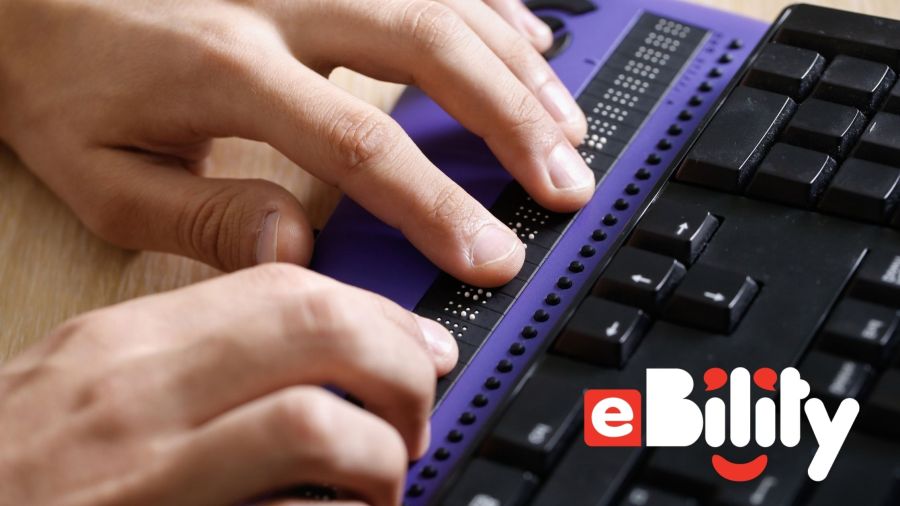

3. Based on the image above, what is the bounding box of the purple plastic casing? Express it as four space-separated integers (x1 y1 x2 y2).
311 1 767 503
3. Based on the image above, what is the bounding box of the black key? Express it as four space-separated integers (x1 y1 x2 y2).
887 82 900 114
629 203 720 265
781 99 867 159
743 43 825 100
663 265 759 334
856 112 900 169
806 433 900 505
850 250 900 307
553 297 650 367
813 55 896 113
676 86 796 192
820 298 900 364
859 369 900 440
532 443 645 506
619 485 699 506
746 143 837 208
593 246 686 314
525 0 596 15
800 350 874 410
819 158 900 223
775 4 900 67
483 365 583 474
442 459 537 506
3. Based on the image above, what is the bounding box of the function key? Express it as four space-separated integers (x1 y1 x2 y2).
593 246 686 314
747 143 837 208
819 298 900 364
781 98 867 159
663 264 759 334
800 350 873 410
813 55 897 114
743 43 826 100
819 158 900 223
849 250 900 307
858 369 900 440
553 297 650 367
442 459 538 506
629 202 720 265
855 112 900 168
677 86 797 192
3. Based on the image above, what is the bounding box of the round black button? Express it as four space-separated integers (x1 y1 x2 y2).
434 447 451 460
646 153 662 165
709 67 723 78
668 124 683 136
689 95 703 107
460 412 477 425
496 360 513 373
522 325 538 338
729 39 744 50
533 309 550 322
407 484 425 497
485 377 501 390
473 394 489 407
509 342 526 356
447 430 464 442
545 293 561 305
657 139 672 150
603 214 618 226
678 110 693 121
592 229 608 241
719 53 733 64
569 261 585 273
699 81 713 92
421 466 438 479
614 199 629 211
625 183 640 195
580 245 596 257
636 168 651 180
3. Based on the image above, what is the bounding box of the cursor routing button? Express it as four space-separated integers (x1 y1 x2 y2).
663 264 760 334
553 297 650 367
593 247 687 314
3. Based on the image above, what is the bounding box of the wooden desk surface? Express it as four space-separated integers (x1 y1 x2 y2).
2 1 898 361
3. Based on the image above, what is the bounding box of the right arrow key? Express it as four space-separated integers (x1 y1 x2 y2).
663 264 760 334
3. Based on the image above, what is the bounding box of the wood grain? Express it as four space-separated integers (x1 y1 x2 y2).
1 1 897 361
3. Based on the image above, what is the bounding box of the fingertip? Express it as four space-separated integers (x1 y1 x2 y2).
521 10 554 52
465 224 526 287
416 316 459 376
273 210 315 267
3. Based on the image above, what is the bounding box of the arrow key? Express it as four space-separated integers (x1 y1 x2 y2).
553 297 650 367
630 202 720 265
593 247 687 314
663 265 759 334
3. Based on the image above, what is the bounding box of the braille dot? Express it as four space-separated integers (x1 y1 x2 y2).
646 153 662 165
580 245 596 257
509 342 526 356
625 183 640 195
522 326 538 338
448 430 464 442
546 293 561 305
485 377 501 390
407 484 425 497
569 261 585 273
534 309 550 322
729 39 744 50
496 360 513 373
657 139 672 150
614 199 629 211
636 168 651 180
434 447 451 460
557 276 573 289
592 229 608 241
719 53 733 64
699 81 713 92
421 466 438 479
678 110 693 121
709 67 723 78
460 412 477 425
689 95 703 107
668 124 683 136
603 214 618 226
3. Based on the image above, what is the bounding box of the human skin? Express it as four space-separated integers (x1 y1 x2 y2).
0 0 593 288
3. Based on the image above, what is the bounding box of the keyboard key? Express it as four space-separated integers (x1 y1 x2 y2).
746 143 837 208
677 87 796 192
819 159 900 223
813 55 896 113
805 433 900 505
775 4 900 67
483 365 583 474
850 250 900 307
629 203 720 265
887 82 900 114
442 459 537 506
532 443 645 506
525 0 597 15
553 297 650 367
859 369 900 440
593 247 686 314
743 43 825 100
820 299 900 364
619 485 699 506
856 112 900 168
663 265 759 334
800 350 874 410
781 99 867 159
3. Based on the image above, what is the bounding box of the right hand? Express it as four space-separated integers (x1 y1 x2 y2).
0 264 458 506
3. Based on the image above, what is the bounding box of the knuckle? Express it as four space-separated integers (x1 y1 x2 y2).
247 262 311 290
402 1 468 53
78 372 144 434
272 388 342 461
329 109 397 178
505 92 549 136
423 184 477 232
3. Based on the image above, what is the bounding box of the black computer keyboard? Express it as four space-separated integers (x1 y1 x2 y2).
436 5 900 506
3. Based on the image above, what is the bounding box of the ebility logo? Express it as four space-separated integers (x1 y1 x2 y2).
583 368 860 482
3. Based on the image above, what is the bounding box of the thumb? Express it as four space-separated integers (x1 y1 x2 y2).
72 150 314 272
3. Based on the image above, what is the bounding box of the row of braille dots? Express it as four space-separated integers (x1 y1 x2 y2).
507 198 550 243
433 285 495 338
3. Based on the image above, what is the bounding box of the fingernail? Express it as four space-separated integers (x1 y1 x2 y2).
471 224 522 268
255 212 280 264
522 11 554 48
416 316 455 359
539 80 582 127
548 143 595 191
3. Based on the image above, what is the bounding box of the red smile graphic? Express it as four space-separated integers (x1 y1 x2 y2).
711 454 769 482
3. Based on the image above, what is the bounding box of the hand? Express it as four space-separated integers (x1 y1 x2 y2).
0 264 458 506
0 0 593 287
